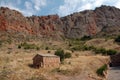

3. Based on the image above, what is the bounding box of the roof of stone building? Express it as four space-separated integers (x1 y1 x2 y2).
37 53 59 57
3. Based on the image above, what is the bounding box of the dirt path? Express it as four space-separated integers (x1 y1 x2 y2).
107 67 120 80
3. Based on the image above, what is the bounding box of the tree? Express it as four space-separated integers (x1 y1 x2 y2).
55 49 65 61
55 49 72 62
115 35 120 42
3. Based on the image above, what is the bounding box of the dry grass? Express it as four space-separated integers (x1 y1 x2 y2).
51 55 109 80
0 48 109 80
0 39 113 80
85 38 120 50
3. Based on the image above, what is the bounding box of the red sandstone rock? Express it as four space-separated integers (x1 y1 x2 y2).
0 5 120 40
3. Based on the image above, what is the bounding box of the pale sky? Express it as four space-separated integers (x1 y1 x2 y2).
0 0 120 17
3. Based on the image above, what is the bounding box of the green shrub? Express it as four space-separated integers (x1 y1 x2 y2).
81 45 88 51
94 48 107 55
71 49 74 53
36 47 40 50
115 35 120 42
70 45 117 56
65 52 71 58
80 35 92 41
23 44 36 49
93 48 117 55
96 64 107 76
71 46 81 51
107 49 117 55
45 46 49 50
68 43 72 46
18 45 21 49
82 45 93 51
70 45 89 51
18 42 39 50
67 38 85 46
55 49 65 61
70 45 96 51
88 46 97 51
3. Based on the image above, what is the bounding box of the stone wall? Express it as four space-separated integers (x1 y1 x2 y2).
43 57 60 68
33 55 43 68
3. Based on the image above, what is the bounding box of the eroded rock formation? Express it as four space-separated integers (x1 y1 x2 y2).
0 5 120 40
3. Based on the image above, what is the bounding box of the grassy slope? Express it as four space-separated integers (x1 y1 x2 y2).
0 38 119 80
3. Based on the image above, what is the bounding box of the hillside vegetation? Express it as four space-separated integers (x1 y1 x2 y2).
0 37 119 80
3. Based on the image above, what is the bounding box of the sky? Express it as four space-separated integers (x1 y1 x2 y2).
0 0 120 17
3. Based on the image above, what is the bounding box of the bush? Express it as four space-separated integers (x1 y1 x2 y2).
70 45 96 51
45 46 49 50
20 42 33 49
68 42 72 46
70 46 81 51
80 35 92 41
36 47 40 50
70 45 89 51
55 49 65 61
96 64 107 76
18 42 39 50
18 45 21 49
115 35 120 42
107 49 117 55
70 45 117 56
81 45 89 51
88 46 97 50
65 52 71 58
94 48 107 55
94 48 117 55
82 45 93 51
23 44 36 49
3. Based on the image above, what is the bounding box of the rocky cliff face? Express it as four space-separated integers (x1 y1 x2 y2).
0 7 63 40
27 15 63 38
95 6 120 36
61 10 98 38
0 5 120 40
0 7 33 34
61 5 120 38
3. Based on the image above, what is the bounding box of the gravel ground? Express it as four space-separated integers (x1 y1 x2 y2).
107 67 120 80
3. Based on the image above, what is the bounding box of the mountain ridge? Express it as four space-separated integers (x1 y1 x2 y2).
0 5 120 40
